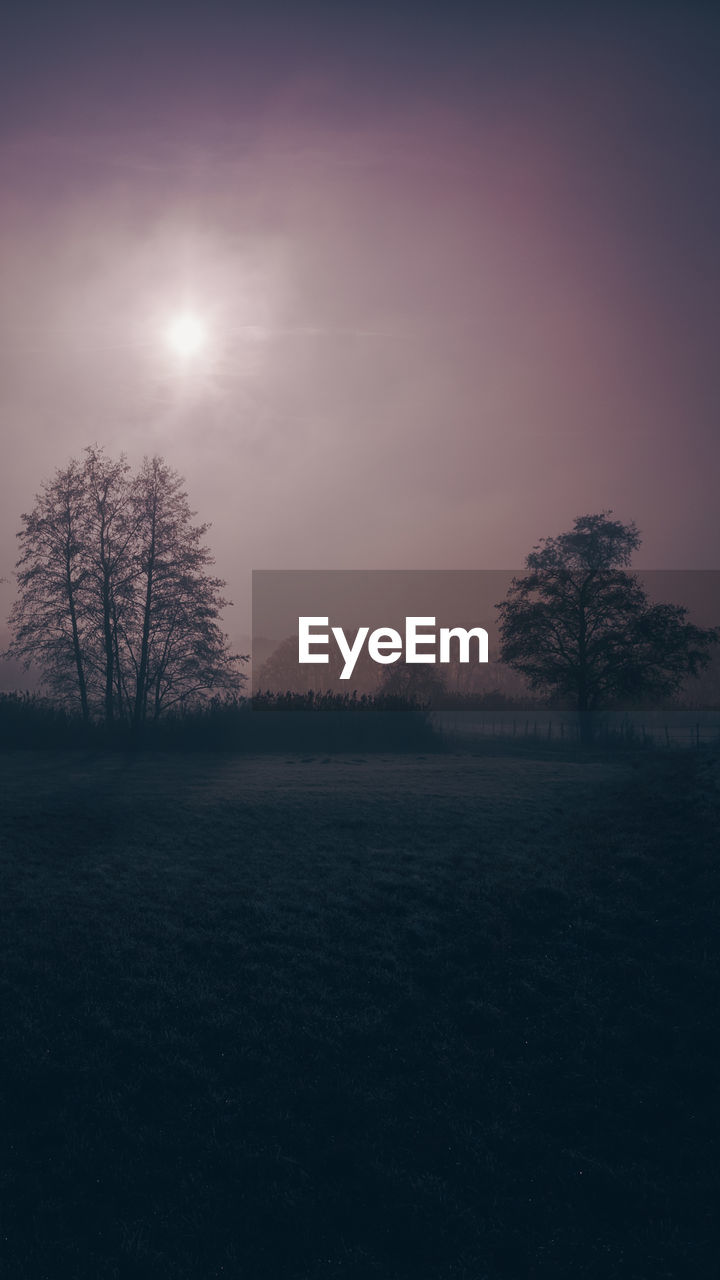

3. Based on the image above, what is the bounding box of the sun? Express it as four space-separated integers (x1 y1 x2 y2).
165 312 207 358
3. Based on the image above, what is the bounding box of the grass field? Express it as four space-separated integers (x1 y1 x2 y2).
0 746 718 1279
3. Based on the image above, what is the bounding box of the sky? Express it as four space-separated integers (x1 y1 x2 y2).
1 1 719 657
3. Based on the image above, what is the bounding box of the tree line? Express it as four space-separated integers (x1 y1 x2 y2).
4 454 718 749
5 447 244 730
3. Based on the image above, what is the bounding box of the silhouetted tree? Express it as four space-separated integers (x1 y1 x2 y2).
8 457 92 721
82 446 135 723
497 512 719 741
6 448 245 725
120 456 243 728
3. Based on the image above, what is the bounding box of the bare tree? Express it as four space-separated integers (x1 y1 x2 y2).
8 458 92 721
82 446 135 723
6 448 245 725
122 456 244 725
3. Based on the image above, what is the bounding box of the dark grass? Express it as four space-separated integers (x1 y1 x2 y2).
0 748 718 1278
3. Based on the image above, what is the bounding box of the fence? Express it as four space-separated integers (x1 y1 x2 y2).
435 710 720 748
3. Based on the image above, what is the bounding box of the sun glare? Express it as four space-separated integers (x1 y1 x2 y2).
165 312 207 358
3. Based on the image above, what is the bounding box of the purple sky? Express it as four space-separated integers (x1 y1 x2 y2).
1 3 719 654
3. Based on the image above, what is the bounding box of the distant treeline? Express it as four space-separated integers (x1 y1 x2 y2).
0 691 441 753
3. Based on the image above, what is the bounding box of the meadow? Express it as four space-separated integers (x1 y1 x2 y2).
0 745 718 1278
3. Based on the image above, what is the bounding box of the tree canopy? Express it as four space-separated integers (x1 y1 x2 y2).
496 513 718 736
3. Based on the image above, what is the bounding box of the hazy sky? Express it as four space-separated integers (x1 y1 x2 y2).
2 2 719 652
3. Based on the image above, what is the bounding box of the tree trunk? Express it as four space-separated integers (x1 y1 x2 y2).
65 555 89 724
133 502 156 736
102 564 114 723
577 591 593 744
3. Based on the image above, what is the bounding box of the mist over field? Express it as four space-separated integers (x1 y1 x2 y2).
2 4 719 1278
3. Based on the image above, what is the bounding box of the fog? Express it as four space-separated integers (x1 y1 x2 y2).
2 3 719 674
